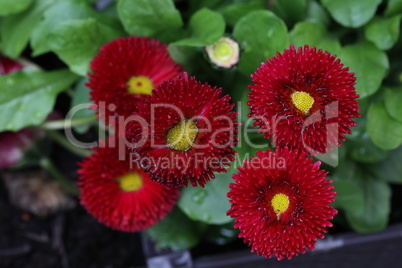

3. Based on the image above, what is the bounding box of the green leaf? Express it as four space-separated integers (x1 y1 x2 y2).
320 0 381 28
178 168 235 224
385 0 402 17
331 180 364 213
144 207 201 250
367 101 402 150
306 0 331 26
218 0 265 27
346 178 391 233
0 0 54 58
30 0 122 57
339 41 389 98
0 70 79 131
31 0 93 56
174 8 225 47
0 0 32 16
71 78 95 134
233 10 289 75
334 161 391 233
364 16 401 50
46 18 120 75
290 21 341 55
367 146 402 183
348 132 390 163
384 88 402 122
271 0 308 26
117 0 183 37
167 44 197 66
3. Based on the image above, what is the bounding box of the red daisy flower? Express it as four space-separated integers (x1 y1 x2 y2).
87 36 183 123
0 56 23 75
227 147 337 260
126 73 239 188
248 45 360 155
78 141 180 232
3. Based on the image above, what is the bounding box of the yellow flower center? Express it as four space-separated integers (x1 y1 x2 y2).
271 193 290 216
127 75 154 95
291 91 315 114
117 172 143 192
166 119 198 151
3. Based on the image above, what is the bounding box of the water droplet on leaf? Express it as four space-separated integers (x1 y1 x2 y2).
192 189 207 204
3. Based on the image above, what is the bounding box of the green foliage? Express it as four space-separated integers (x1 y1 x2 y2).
271 0 308 26
46 18 121 75
305 0 330 26
290 21 341 54
348 132 390 163
0 70 79 131
233 10 289 75
339 41 389 98
333 161 391 233
365 16 401 50
218 0 265 27
31 0 115 56
367 101 402 149
144 208 202 250
320 0 381 28
174 8 225 46
367 146 402 183
0 0 55 58
385 0 402 17
70 78 95 134
178 167 234 224
0 0 32 16
117 0 183 37
384 87 402 122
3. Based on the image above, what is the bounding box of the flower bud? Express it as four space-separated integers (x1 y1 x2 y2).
205 37 240 68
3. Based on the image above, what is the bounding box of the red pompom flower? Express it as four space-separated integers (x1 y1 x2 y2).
227 147 337 260
78 141 180 232
127 73 239 188
248 45 360 155
87 36 183 122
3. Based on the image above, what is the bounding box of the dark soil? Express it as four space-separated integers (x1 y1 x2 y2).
0 174 146 268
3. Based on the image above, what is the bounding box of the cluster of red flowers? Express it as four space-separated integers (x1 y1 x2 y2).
79 36 239 232
78 37 359 260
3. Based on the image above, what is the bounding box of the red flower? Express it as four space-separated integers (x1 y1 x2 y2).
126 73 239 188
227 147 337 260
248 45 360 155
0 56 23 75
87 36 183 123
78 141 180 232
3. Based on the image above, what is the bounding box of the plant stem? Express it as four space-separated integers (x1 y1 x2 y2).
40 114 98 130
46 130 92 157
40 157 79 196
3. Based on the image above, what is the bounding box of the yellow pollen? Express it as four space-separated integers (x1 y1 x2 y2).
166 119 198 151
271 193 290 216
117 172 143 192
127 75 154 95
291 91 315 114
